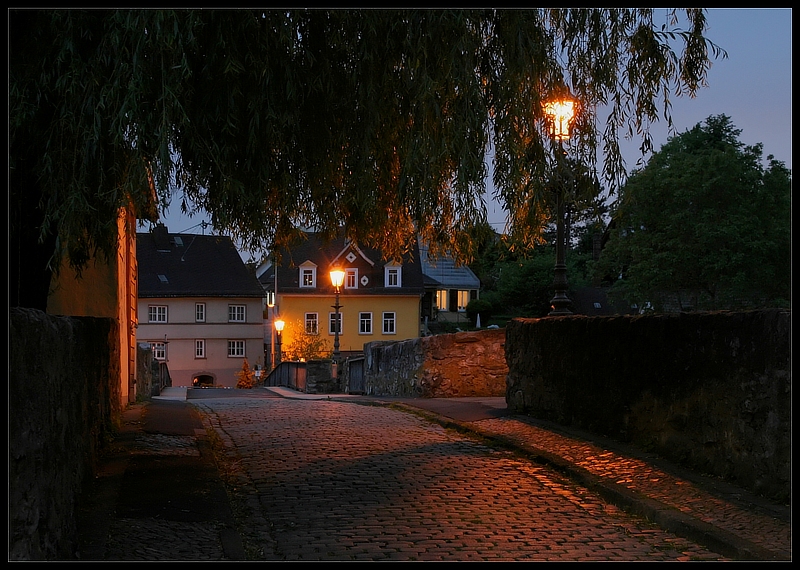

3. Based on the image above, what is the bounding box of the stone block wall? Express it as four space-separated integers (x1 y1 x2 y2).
9 308 120 560
505 309 791 503
363 329 507 397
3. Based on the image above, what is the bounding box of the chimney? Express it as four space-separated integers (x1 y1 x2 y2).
153 223 171 252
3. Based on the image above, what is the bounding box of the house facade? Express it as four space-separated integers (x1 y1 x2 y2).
258 232 426 366
137 224 265 388
418 241 481 328
47 207 141 406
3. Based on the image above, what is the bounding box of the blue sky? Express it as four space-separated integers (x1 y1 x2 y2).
157 8 792 239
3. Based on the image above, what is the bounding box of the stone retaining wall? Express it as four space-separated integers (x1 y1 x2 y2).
505 309 791 503
363 328 507 397
9 307 121 560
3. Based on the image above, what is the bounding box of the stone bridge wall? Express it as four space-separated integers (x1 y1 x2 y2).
363 328 507 398
505 309 791 503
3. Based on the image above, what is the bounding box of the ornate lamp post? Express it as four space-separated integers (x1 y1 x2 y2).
329 268 345 377
274 318 285 365
544 98 576 316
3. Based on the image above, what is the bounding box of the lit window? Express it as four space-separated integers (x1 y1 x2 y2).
299 264 317 288
195 339 206 358
329 312 342 335
305 313 319 335
228 305 246 322
195 303 206 322
382 312 396 334
148 305 167 323
457 291 470 312
227 340 245 357
151 341 166 360
436 290 448 311
359 312 372 334
345 268 358 289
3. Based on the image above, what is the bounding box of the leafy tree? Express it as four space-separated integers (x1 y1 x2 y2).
595 114 791 311
10 9 724 310
281 319 332 362
235 358 256 389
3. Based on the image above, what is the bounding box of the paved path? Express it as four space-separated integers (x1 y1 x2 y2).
76 387 790 562
192 391 740 561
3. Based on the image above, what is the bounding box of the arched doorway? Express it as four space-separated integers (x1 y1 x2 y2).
192 374 215 387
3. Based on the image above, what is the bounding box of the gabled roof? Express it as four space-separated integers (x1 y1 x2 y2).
138 224 264 298
259 231 425 295
418 242 480 290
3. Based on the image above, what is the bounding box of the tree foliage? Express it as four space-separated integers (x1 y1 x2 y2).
10 9 724 309
595 114 792 311
281 319 332 362
235 357 256 389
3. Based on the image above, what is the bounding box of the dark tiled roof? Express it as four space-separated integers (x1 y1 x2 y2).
419 242 480 290
259 231 425 296
138 226 264 298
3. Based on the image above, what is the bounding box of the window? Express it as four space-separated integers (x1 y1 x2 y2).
195 339 206 359
382 312 396 334
436 290 448 311
195 303 206 322
299 263 317 288
151 341 166 360
345 268 358 289
227 340 245 357
385 264 401 287
148 305 167 323
305 313 319 335
329 312 342 335
457 291 470 312
359 312 372 334
228 305 246 322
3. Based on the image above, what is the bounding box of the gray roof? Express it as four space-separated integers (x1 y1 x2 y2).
418 242 480 290
138 224 264 298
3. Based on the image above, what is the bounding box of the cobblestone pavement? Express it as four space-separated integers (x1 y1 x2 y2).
194 396 742 562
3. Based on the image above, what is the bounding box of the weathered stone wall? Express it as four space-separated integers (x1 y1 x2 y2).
364 329 507 397
305 359 339 394
9 307 121 560
505 309 791 503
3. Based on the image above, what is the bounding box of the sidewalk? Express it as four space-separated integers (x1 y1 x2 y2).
77 386 790 561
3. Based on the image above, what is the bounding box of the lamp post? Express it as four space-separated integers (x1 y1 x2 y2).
329 268 345 378
544 98 576 316
274 318 285 365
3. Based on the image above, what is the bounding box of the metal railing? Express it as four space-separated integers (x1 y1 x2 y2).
263 361 307 392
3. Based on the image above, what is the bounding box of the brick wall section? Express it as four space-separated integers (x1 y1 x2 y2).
364 328 507 398
505 309 791 503
9 308 121 560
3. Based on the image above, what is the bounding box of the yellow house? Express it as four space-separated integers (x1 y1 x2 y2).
46 207 140 407
258 232 425 366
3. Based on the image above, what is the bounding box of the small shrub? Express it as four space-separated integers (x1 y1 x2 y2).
466 298 494 327
235 357 256 389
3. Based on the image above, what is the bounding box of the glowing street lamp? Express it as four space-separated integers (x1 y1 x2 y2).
329 268 345 376
544 96 576 316
274 318 285 365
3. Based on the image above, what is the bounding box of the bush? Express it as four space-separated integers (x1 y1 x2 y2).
466 298 494 327
235 357 256 389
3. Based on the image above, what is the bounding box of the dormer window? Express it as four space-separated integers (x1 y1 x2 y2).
299 261 317 288
385 263 402 288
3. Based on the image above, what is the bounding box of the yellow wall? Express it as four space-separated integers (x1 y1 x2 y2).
47 210 138 407
276 293 421 355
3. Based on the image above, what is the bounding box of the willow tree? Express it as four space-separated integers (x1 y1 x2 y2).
9 9 724 309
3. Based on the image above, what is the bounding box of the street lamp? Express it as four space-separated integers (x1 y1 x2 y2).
329 267 345 377
544 98 576 316
274 318 285 365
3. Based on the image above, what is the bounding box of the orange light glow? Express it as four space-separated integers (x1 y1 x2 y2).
544 100 576 140
330 268 345 290
274 319 285 332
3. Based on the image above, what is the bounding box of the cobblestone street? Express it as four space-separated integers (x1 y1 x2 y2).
195 397 731 561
